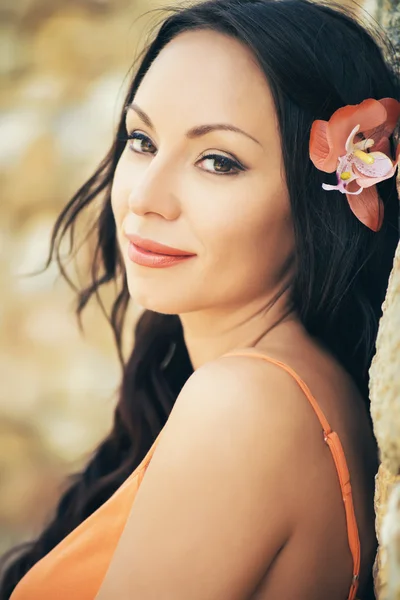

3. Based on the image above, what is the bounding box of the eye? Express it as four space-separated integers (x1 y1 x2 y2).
197 153 245 176
118 130 246 176
125 131 157 154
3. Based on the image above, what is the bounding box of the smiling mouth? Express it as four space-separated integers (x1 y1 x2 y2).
127 242 196 268
137 246 173 256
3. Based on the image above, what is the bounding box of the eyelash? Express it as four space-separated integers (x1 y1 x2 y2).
119 130 246 176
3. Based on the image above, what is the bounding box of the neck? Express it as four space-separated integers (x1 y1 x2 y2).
179 288 298 371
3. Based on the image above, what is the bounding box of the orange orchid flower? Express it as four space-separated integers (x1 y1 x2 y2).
309 98 400 231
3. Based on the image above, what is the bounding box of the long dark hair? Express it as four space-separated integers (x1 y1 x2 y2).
1 0 399 597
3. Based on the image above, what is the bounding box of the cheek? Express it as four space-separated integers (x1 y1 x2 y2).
110 158 129 226
200 181 288 258
196 181 293 295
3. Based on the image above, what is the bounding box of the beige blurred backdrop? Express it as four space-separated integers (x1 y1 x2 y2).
0 0 379 553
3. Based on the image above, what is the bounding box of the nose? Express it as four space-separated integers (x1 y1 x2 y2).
127 154 181 220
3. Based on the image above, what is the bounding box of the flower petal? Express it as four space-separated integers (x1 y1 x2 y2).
362 99 400 151
345 124 360 153
345 186 384 231
328 99 387 159
377 98 400 138
346 180 362 194
344 183 364 195
354 162 398 188
309 120 336 172
337 154 356 178
322 183 341 191
354 138 375 151
352 151 394 178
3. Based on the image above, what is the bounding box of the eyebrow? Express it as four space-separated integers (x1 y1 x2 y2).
124 102 262 147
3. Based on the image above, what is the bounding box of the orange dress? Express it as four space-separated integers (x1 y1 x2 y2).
10 351 361 600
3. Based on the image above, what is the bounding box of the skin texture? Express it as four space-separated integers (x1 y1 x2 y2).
105 29 379 599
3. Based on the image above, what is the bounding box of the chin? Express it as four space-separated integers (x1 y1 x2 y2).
126 279 193 315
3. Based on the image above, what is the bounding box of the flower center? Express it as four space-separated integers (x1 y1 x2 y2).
353 149 375 164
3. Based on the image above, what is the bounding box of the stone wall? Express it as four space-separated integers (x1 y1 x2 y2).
370 235 400 599
370 2 400 597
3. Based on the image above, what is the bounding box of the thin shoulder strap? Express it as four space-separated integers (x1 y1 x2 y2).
221 350 361 600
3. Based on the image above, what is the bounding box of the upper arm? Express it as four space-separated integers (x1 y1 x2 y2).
95 356 308 600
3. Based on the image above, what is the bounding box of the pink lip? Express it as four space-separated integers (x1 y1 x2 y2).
125 233 195 256
127 242 195 268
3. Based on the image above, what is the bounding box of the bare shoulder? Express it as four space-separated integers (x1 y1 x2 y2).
188 348 376 599
95 350 323 600
162 350 323 515
169 349 316 464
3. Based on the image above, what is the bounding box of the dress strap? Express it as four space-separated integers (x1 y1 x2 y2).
220 349 361 600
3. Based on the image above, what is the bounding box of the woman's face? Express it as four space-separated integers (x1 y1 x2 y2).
111 29 294 315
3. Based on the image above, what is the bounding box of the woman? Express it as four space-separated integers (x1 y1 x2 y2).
1 0 399 598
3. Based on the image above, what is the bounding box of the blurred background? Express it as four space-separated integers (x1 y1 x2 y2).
0 0 388 554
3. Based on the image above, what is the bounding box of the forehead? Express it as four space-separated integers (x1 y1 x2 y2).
132 29 278 142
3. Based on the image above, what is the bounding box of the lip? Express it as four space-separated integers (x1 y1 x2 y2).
127 242 195 268
125 233 196 257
